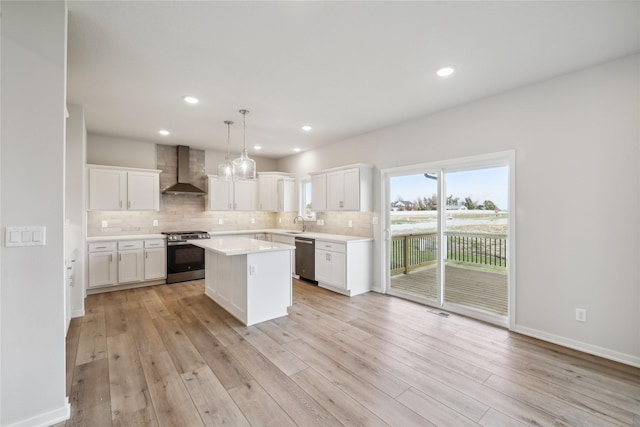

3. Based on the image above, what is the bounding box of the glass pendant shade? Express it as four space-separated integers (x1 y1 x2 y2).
217 120 234 181
232 149 256 180
233 109 257 180
218 156 234 181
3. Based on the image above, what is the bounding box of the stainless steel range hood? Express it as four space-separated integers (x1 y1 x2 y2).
162 145 206 195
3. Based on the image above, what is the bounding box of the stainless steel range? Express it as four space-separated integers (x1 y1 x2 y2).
162 230 210 284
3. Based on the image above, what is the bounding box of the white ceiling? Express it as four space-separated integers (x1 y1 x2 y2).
66 1 639 159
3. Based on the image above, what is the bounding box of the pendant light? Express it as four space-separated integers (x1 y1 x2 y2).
217 120 234 181
232 109 257 180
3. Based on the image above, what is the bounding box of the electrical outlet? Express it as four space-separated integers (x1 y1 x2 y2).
101 220 108 228
317 219 324 226
372 216 378 225
279 218 282 224
249 265 257 276
218 218 224 225
575 308 587 322
348 220 353 228
251 218 255 224
152 219 158 227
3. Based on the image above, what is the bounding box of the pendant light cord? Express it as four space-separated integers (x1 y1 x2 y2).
224 120 233 157
239 109 249 151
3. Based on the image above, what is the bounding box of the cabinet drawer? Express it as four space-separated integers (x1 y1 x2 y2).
118 240 143 250
144 239 165 248
316 241 346 253
88 242 116 252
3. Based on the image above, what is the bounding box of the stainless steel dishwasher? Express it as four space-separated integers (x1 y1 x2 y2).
294 237 316 282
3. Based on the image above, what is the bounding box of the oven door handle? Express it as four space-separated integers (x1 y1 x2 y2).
167 240 191 245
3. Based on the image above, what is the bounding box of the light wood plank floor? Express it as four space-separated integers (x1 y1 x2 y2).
391 265 508 316
59 279 640 426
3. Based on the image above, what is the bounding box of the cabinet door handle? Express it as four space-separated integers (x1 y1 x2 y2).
109 254 113 263
339 201 344 208
95 246 107 249
128 200 131 208
145 251 148 259
119 200 123 208
119 254 122 261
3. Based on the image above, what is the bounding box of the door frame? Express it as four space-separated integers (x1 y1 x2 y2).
381 150 516 329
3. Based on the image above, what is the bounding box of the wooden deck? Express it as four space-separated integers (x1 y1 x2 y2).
391 264 508 316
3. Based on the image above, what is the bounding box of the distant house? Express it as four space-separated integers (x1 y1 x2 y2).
392 200 415 211
446 205 468 211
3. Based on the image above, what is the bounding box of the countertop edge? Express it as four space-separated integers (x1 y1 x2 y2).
209 229 373 243
191 237 295 256
87 234 166 242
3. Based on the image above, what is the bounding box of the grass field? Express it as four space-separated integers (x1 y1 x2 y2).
391 210 508 235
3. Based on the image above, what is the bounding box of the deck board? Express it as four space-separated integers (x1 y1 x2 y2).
391 264 508 315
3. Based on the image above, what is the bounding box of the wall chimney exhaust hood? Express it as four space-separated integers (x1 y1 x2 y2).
162 145 206 195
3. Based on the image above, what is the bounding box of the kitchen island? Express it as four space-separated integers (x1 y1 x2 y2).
190 237 295 326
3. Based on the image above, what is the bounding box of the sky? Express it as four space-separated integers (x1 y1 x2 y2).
390 166 509 209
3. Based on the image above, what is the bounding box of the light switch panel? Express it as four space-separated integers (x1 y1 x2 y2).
5 226 46 247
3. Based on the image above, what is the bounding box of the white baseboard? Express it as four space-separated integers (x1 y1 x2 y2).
515 325 640 368
71 308 85 318
6 398 70 427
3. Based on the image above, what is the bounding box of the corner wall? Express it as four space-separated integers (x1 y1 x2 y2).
66 104 87 320
1 2 69 425
277 55 640 366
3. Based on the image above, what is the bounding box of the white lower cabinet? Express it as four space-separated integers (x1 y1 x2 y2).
144 239 166 280
88 238 166 292
88 242 117 288
315 239 372 296
118 241 144 284
315 241 346 289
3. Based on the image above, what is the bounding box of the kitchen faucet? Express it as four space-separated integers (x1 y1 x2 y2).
293 216 306 232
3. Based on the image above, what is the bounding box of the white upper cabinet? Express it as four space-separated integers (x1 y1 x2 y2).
127 171 160 210
278 178 295 212
312 164 372 212
88 168 126 210
88 165 160 211
234 179 257 211
207 175 257 211
258 172 295 212
311 174 327 212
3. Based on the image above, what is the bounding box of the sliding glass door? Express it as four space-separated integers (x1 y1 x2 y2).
389 171 441 304
443 167 509 318
386 153 512 326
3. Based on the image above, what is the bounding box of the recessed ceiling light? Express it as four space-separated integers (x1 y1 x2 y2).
253 145 262 150
158 129 170 136
293 148 301 152
183 95 199 104
301 125 312 132
436 66 455 77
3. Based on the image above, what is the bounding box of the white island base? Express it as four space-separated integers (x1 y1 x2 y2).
194 238 293 326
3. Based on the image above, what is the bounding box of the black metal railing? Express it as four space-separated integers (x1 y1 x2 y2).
391 232 507 274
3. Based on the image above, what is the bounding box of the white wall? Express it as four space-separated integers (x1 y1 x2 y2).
87 133 157 169
1 1 70 425
205 149 277 174
87 133 278 173
277 55 640 366
66 104 86 320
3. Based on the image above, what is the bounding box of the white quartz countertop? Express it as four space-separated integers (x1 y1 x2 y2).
209 229 373 243
87 234 165 242
191 237 295 256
